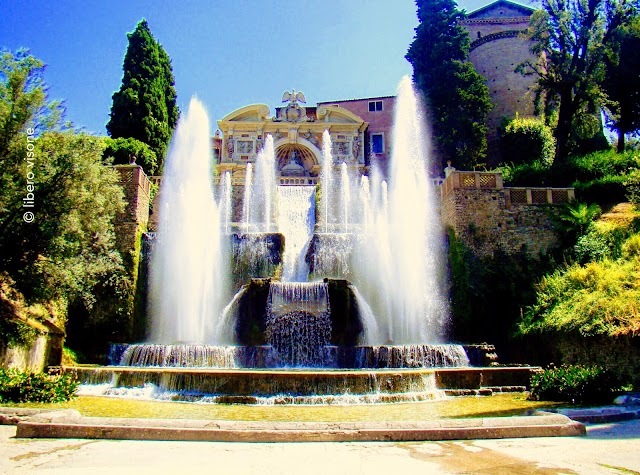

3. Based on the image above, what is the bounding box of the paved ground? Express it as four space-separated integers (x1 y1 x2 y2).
1 419 639 474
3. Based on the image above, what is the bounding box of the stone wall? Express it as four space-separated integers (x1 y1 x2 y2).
518 334 640 387
441 171 574 257
0 319 64 371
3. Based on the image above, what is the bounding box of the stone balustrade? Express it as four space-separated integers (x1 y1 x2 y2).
442 171 574 206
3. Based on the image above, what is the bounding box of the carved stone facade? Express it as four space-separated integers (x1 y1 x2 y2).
216 98 369 185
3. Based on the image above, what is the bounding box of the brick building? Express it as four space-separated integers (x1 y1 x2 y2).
317 96 396 176
461 0 538 164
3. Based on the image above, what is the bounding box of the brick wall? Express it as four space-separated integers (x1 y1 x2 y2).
114 165 151 253
318 97 396 175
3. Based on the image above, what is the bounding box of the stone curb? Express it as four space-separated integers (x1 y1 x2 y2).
14 413 586 442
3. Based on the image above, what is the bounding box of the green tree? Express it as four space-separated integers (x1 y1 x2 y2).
106 19 178 171
0 49 64 160
103 136 158 176
0 50 128 341
519 0 636 165
603 16 640 152
406 0 492 170
500 116 556 166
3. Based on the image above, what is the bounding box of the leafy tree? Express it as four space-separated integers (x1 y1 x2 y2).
103 136 158 176
500 116 556 166
0 49 64 160
0 50 128 340
518 0 636 165
1 132 127 304
106 19 178 171
406 0 492 170
603 16 640 152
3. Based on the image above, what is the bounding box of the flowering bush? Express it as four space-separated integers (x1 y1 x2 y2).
0 369 78 403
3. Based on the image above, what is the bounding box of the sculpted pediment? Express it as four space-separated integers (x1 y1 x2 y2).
316 105 364 125
220 104 270 123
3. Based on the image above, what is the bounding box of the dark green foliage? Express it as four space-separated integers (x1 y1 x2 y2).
0 49 65 159
550 200 602 248
499 117 555 166
106 19 178 170
504 150 640 205
569 149 640 182
0 369 78 403
529 365 621 403
447 228 556 353
406 0 492 170
0 132 127 304
518 0 634 163
0 318 37 346
568 150 640 203
103 137 158 176
500 161 553 187
603 16 640 151
573 174 630 204
0 50 132 351
626 169 640 205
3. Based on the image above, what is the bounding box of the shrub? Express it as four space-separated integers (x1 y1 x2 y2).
500 117 555 166
573 174 629 205
519 258 640 337
574 220 638 263
0 369 78 403
625 169 640 206
569 150 640 183
529 365 621 403
103 137 158 176
622 233 640 258
500 161 553 186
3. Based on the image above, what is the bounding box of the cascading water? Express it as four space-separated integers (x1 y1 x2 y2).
221 171 232 234
277 186 315 282
265 282 331 367
339 162 351 233
149 97 229 344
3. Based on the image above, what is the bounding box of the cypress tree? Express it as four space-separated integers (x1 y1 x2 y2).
107 19 178 172
406 0 492 170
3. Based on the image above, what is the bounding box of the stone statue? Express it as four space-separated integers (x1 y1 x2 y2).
352 138 361 159
227 138 234 157
282 89 308 123
445 160 456 177
282 90 306 105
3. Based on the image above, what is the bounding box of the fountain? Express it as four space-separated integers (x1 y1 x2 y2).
70 78 539 406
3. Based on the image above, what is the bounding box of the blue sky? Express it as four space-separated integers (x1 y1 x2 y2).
1 0 536 135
